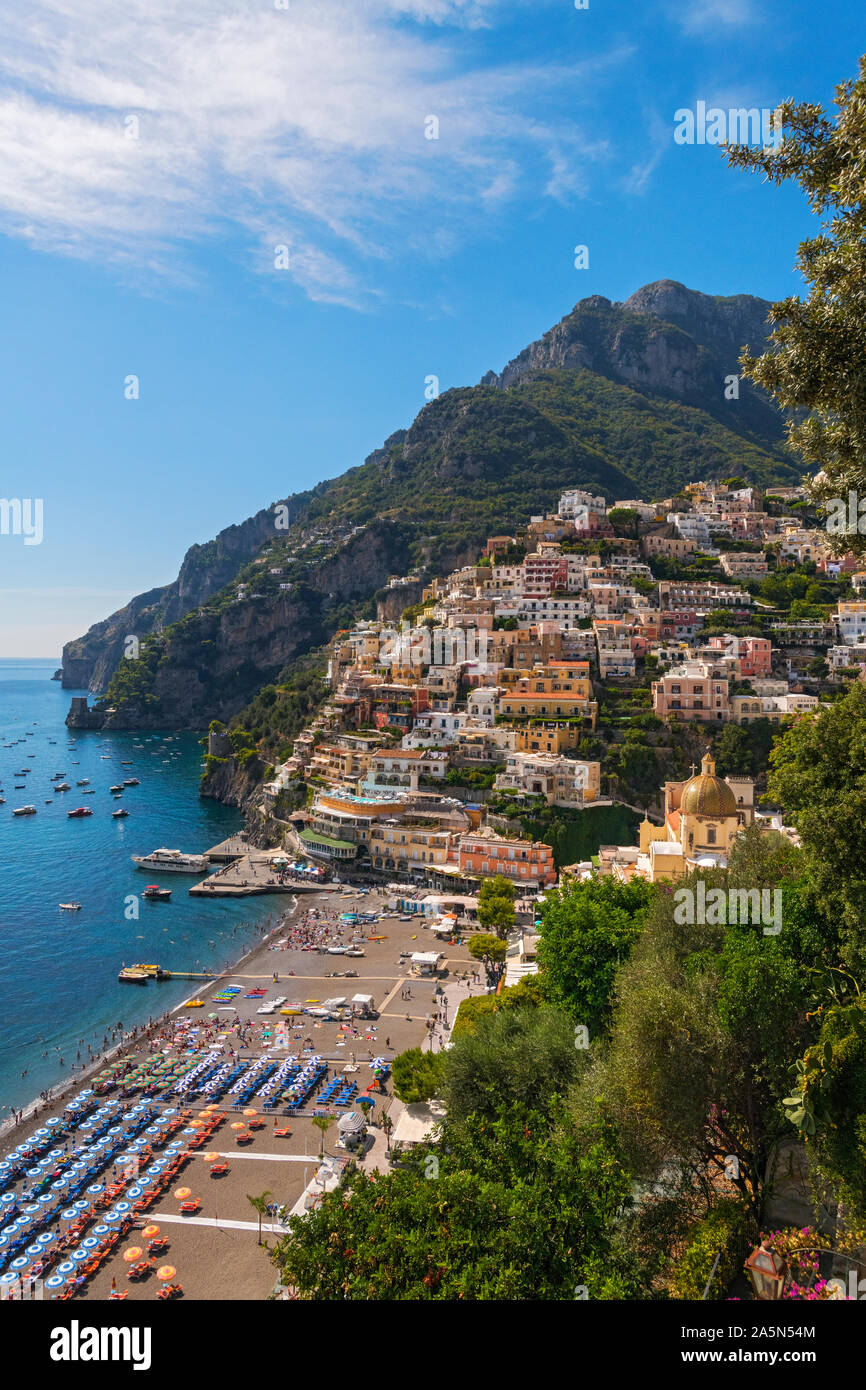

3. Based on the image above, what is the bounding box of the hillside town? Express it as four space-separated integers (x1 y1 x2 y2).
244 480 863 899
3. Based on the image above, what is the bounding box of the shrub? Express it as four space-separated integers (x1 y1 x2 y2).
669 1199 751 1300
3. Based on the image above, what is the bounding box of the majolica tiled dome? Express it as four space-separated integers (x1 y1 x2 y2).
680 751 737 818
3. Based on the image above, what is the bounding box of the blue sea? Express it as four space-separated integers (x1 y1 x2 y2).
0 658 280 1115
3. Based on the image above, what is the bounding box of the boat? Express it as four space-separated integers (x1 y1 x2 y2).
76 779 89 786
118 967 148 985
142 885 171 900
67 807 93 817
55 783 71 792
128 963 168 979
184 999 204 1008
112 808 129 818
59 902 82 911
122 778 140 787
12 806 37 816
81 789 96 795
109 785 123 793
344 947 366 957
131 848 209 874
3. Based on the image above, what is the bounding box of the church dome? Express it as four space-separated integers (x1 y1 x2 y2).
680 751 737 818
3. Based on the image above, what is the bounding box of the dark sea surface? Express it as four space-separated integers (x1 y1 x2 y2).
0 658 279 1116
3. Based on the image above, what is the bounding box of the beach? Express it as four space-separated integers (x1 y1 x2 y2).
0 880 482 1301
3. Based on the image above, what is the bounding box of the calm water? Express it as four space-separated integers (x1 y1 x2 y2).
0 658 279 1115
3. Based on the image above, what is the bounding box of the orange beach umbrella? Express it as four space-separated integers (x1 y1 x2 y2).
230 1121 245 1131
203 1152 220 1162
243 1108 257 1117
157 1265 176 1281
142 1224 160 1239
173 1187 192 1200
122 1246 143 1263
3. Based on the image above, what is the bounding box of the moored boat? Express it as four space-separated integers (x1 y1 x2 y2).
112 808 129 818
12 805 37 815
131 848 208 873
68 806 93 818
59 902 82 911
118 967 148 985
142 884 172 900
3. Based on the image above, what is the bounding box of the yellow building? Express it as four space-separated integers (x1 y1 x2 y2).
637 751 742 880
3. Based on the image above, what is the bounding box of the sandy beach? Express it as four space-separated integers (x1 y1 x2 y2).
0 880 483 1301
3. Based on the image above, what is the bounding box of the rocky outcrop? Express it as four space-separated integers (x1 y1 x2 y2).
483 280 783 439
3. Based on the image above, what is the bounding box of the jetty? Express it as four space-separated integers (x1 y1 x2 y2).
192 835 338 898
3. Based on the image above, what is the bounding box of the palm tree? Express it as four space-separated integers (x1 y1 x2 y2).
357 1098 373 1127
246 1188 273 1245
311 1115 333 1158
381 1111 393 1154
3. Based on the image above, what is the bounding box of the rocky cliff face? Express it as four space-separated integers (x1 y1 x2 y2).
80 517 412 730
62 495 311 690
482 280 782 438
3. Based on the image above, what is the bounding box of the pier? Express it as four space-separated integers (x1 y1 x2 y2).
193 835 338 898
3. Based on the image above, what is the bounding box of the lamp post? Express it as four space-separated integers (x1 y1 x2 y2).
745 1238 789 1300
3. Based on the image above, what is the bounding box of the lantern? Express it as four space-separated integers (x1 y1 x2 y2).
744 1239 789 1300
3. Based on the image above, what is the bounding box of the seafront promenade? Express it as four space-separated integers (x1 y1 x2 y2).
0 885 480 1301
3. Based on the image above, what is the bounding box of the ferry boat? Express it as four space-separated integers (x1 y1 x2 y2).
142 884 172 900
131 848 209 874
118 967 148 985
67 806 93 818
12 805 37 816
112 808 129 818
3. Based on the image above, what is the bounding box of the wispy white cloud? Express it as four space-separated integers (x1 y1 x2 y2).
0 0 617 304
674 0 755 34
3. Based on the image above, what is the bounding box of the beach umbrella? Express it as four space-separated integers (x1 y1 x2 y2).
157 1265 176 1280
122 1246 142 1262
73 1200 89 1213
0 1193 16 1206
127 1186 143 1199
35 1128 50 1138
0 1272 19 1285
70 1248 89 1263
87 1184 104 1196
82 1237 99 1250
24 1204 41 1215
26 1243 44 1257
230 1122 244 1131
92 1224 109 1237
10 1257 29 1270
142 1224 160 1238
202 1152 220 1162
173 1187 191 1200
46 1119 61 1128
114 1201 131 1214
38 1158 53 1169
49 1148 64 1157
60 1208 77 1221
45 1275 65 1290
103 1212 122 1224
26 1167 42 1179
37 1194 53 1205
56 1260 76 1277
243 1108 257 1117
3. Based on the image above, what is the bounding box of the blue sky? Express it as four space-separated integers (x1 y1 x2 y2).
0 0 862 656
